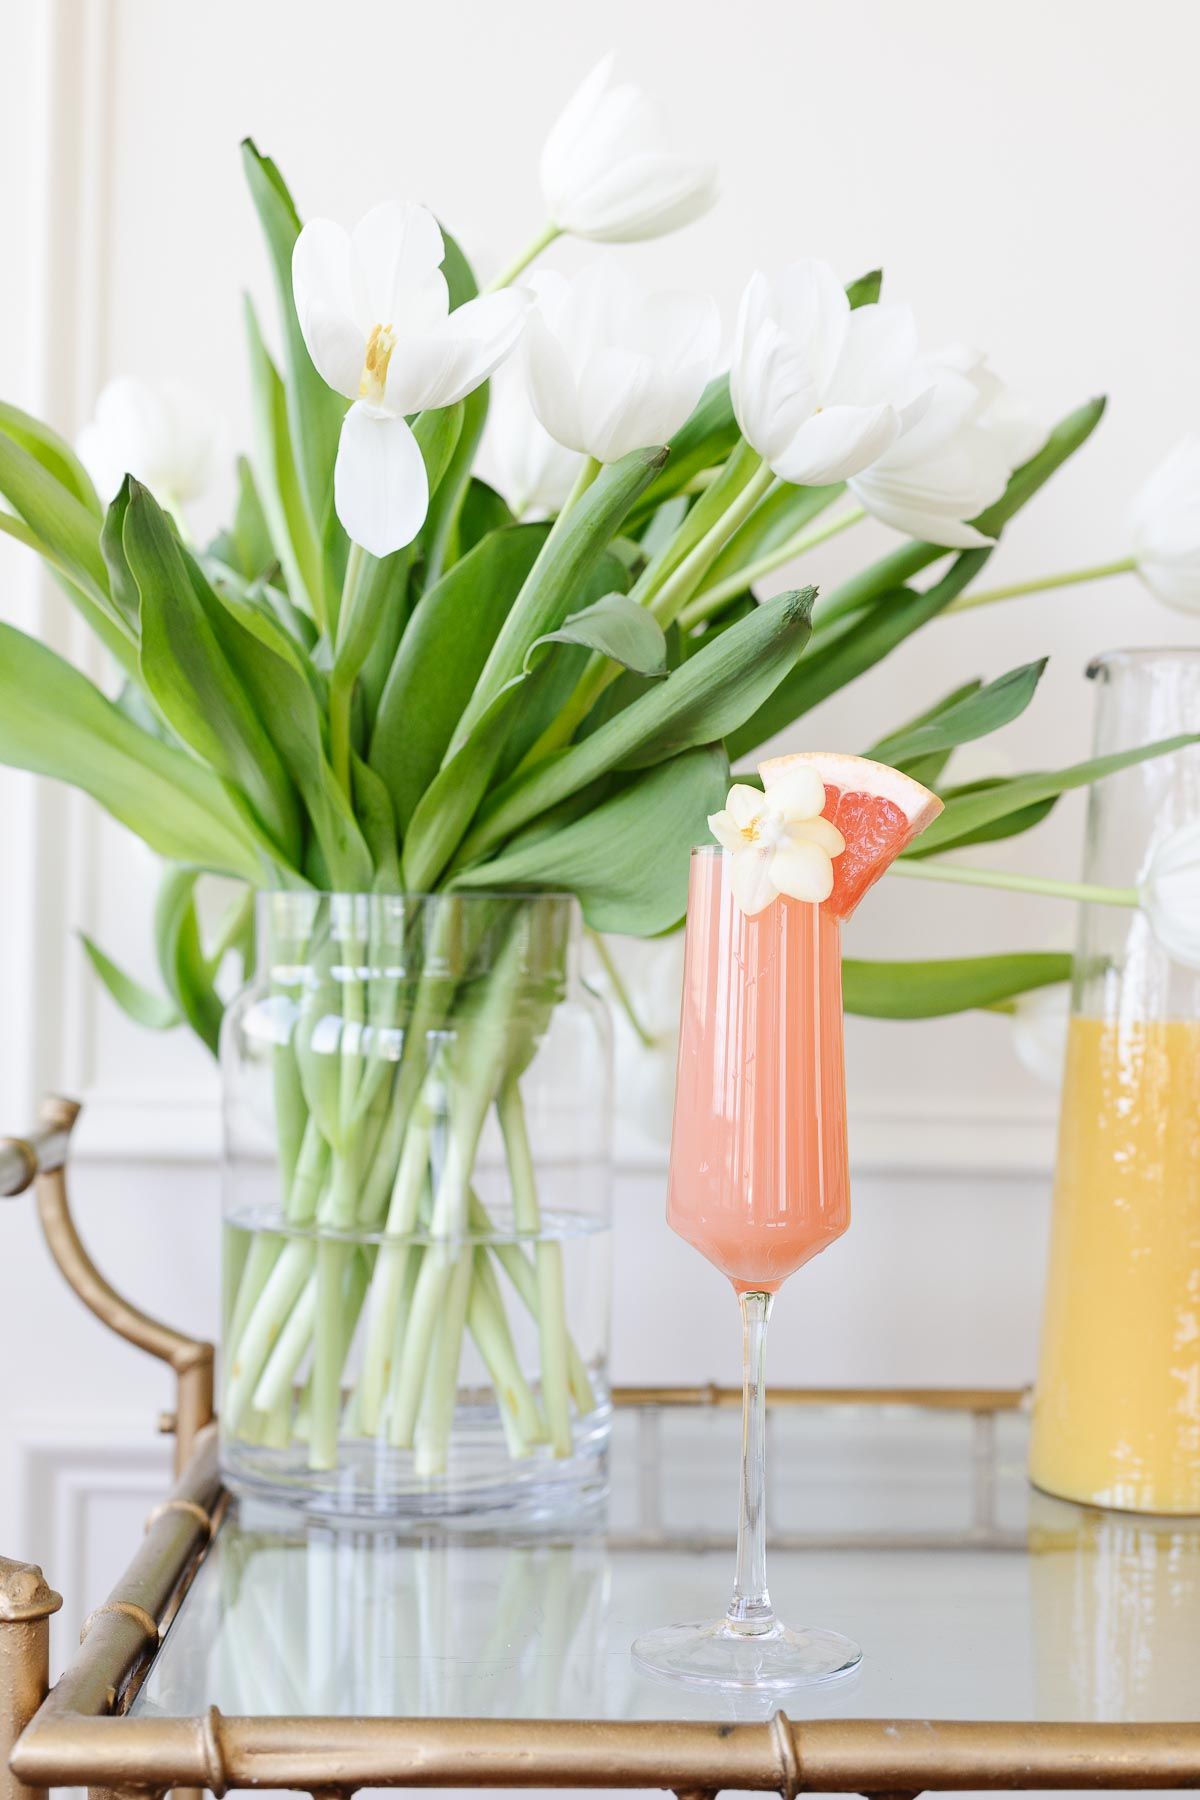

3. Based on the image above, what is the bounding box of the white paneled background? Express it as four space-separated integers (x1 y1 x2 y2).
2 0 1199 1680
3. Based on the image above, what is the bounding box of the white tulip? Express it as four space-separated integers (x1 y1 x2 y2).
1140 819 1200 969
1130 435 1200 614
482 356 584 519
730 261 928 487
849 346 1045 549
708 765 845 915
540 54 717 244
1010 984 1071 1087
522 264 720 464
292 201 529 557
76 376 221 510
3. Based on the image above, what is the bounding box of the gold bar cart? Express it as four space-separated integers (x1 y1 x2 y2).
2 1102 1198 1798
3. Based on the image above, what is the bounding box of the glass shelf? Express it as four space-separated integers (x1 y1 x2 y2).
131 1402 1200 1728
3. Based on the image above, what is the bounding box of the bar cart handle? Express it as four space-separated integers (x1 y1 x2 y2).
2 1095 215 1473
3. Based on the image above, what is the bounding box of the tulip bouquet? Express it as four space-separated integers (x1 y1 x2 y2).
1 57 1195 1489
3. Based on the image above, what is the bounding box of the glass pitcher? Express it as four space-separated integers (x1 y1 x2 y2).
1029 649 1200 1514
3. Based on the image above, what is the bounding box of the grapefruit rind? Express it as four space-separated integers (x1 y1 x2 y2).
760 751 943 834
759 751 944 919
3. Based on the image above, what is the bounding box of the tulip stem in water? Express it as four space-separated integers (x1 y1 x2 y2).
944 555 1137 613
892 858 1138 908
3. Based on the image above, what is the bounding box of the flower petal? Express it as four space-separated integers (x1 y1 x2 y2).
725 784 766 829
761 764 825 820
522 307 587 454
770 401 902 486
730 847 777 915
770 839 835 904
788 815 845 856
540 55 715 242
333 404 429 557
731 276 819 465
387 289 530 414
350 200 448 335
707 809 744 851
829 302 920 409
292 220 365 400
770 260 849 397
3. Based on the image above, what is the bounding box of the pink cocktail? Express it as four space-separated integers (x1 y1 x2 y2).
668 847 849 1293
632 844 860 1691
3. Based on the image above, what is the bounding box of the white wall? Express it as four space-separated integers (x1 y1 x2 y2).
2 0 1199 1644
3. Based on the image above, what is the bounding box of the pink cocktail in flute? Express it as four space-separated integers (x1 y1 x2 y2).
669 848 849 1293
633 751 941 1692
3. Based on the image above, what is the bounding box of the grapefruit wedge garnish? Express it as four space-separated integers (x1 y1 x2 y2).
759 751 943 920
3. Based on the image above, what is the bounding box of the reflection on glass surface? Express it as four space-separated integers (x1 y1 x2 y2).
132 1407 1200 1727
1030 1489 1200 1720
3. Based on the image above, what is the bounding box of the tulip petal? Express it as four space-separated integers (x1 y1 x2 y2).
333 403 429 557
771 402 902 486
770 839 835 904
557 154 718 243
293 220 366 400
387 290 530 414
540 55 715 242
730 847 777 915
522 308 588 454
350 200 448 335
731 277 819 465
830 302 920 409
770 260 849 395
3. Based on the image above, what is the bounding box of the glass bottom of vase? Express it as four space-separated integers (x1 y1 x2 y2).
632 1615 861 1691
220 1389 612 1526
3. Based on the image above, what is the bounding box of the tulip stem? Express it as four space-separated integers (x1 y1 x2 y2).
651 459 775 628
486 222 562 292
561 454 602 514
944 555 1136 613
586 928 656 1050
891 857 1138 908
679 502 867 629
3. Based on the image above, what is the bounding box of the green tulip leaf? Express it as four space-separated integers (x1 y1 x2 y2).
453 743 730 935
241 140 345 545
459 586 816 868
79 934 182 1031
525 591 667 679
842 950 1073 1019
867 659 1048 767
910 732 1200 857
453 445 668 748
154 868 225 1056
124 480 304 864
0 399 102 514
243 296 325 619
0 621 269 879
371 523 551 833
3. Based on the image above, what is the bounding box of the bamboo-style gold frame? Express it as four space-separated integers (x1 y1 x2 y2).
4 1098 1200 1798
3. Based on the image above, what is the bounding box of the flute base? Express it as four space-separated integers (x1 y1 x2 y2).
632 1615 861 1691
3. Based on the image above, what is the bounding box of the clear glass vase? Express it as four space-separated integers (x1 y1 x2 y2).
1029 649 1200 1514
219 891 613 1522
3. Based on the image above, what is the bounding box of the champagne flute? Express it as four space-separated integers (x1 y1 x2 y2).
632 845 861 1689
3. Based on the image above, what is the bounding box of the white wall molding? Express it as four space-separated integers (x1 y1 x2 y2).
15 1419 171 1655
72 1082 1058 1177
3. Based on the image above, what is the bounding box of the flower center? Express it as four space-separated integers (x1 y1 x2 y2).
359 323 397 405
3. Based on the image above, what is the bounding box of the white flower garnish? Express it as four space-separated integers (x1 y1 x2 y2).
708 765 845 915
